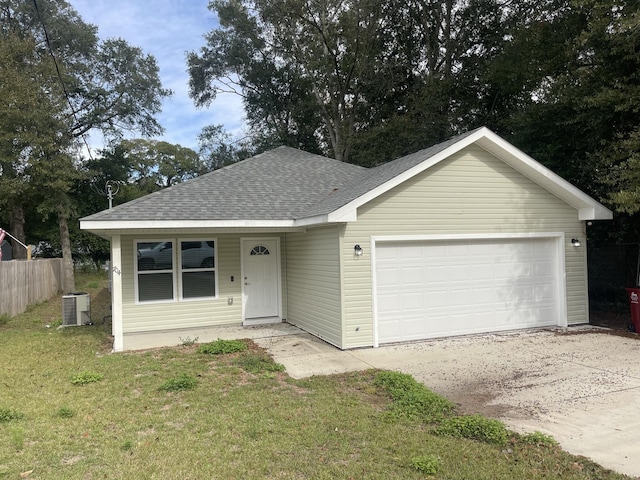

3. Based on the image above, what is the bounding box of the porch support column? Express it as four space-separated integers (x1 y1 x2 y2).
111 235 124 351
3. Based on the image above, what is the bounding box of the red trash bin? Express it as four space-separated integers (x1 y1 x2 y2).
625 288 640 333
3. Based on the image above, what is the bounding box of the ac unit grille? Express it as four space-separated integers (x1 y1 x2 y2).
61 293 91 326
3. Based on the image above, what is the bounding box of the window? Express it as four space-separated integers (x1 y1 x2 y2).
135 239 217 303
181 240 215 299
250 245 270 255
136 240 174 302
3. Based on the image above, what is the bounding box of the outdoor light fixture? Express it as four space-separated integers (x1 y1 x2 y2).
354 244 363 256
571 238 581 247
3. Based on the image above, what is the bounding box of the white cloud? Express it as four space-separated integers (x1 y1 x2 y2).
69 0 245 151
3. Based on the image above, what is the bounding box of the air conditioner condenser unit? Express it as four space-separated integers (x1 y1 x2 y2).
61 293 91 326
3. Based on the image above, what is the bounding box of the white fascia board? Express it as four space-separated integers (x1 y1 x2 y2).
476 131 613 221
293 214 330 227
80 219 297 231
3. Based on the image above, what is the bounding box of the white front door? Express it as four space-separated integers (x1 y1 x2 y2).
242 238 280 322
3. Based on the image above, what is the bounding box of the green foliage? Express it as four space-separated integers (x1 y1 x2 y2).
55 406 75 419
0 313 10 326
234 352 285 374
434 415 509 446
410 454 441 475
179 336 199 346
374 371 454 421
159 374 198 392
71 370 104 386
121 440 134 451
0 285 629 479
197 338 247 355
0 408 24 423
522 431 558 447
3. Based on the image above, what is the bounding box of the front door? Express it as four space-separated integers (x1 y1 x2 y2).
242 238 280 322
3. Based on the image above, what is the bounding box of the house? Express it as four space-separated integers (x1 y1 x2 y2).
80 127 612 352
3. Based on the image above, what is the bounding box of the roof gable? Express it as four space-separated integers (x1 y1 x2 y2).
318 127 612 222
81 128 611 233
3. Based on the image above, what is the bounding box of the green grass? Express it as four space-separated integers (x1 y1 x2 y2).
0 273 631 479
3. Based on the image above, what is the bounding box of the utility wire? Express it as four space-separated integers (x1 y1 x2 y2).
32 0 95 161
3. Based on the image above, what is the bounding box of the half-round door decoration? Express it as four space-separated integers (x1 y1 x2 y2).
250 245 270 255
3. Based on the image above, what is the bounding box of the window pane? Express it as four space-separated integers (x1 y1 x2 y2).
181 241 215 269
138 273 173 301
137 241 173 271
182 271 216 299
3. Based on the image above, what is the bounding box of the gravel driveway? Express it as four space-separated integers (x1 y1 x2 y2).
258 327 640 478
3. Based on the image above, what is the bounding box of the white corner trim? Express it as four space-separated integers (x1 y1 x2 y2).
111 235 124 352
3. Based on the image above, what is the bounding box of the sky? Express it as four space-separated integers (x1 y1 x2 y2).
69 0 245 152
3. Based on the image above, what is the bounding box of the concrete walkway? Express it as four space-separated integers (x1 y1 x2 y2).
253 327 640 478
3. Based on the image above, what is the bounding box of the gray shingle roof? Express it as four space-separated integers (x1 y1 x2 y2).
82 129 481 224
83 146 366 221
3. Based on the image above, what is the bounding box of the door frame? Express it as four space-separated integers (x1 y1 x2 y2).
240 237 282 324
371 232 568 347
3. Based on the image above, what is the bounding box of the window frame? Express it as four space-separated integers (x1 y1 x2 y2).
177 238 218 302
133 238 218 304
134 239 176 304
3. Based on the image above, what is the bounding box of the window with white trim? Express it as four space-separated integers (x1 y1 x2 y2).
135 239 216 303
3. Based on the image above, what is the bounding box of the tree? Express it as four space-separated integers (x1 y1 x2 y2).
0 0 171 291
0 31 67 260
103 139 204 191
188 0 523 164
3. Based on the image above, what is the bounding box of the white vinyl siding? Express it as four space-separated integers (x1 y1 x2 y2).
285 226 343 347
341 145 587 348
120 233 284 334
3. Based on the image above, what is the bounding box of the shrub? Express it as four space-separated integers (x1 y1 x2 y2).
410 454 441 475
0 408 24 423
71 371 104 386
522 431 558 447
374 371 454 421
234 353 285 374
159 374 198 392
434 414 508 446
0 313 10 326
197 339 247 354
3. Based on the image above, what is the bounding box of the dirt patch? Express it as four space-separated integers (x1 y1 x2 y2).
446 388 515 418
590 309 633 331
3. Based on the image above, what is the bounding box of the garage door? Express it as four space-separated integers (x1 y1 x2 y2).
375 237 561 344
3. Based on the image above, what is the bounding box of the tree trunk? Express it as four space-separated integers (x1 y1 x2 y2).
58 208 76 293
9 205 27 260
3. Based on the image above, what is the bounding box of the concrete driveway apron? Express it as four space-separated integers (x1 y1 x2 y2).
258 328 640 478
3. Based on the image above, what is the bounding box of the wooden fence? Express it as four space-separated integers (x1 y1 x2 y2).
0 258 64 317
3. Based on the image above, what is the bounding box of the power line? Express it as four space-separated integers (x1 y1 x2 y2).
31 0 95 161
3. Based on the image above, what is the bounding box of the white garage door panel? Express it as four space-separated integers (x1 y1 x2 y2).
376 238 561 344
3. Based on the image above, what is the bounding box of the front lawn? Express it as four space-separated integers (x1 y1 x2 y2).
0 273 630 479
